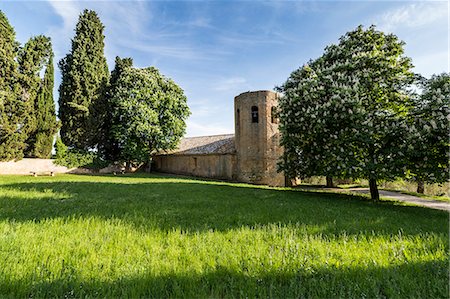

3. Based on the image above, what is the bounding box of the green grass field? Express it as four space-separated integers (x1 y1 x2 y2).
0 174 448 298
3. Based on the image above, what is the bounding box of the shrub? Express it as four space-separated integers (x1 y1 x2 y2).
54 137 109 169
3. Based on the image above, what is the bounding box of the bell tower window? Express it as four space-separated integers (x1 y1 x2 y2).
251 106 258 123
271 106 278 124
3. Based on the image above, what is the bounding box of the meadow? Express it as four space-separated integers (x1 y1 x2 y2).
0 174 448 298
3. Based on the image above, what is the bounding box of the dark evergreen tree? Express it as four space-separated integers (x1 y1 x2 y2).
33 51 59 158
58 9 109 150
18 35 58 158
98 56 133 161
0 11 30 161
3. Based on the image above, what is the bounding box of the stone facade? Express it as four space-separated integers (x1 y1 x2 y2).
153 90 286 186
153 134 236 180
234 90 284 186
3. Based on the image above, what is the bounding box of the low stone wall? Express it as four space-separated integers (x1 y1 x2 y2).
0 159 153 176
0 158 76 175
153 154 236 181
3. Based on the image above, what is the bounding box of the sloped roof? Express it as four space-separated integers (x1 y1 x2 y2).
161 134 236 155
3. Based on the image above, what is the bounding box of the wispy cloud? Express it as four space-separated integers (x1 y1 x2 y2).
375 2 447 32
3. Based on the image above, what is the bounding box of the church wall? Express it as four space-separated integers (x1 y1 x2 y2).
153 154 236 181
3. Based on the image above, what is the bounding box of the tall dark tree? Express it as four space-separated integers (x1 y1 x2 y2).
0 11 30 161
58 9 109 150
33 52 59 158
18 35 58 158
98 56 133 161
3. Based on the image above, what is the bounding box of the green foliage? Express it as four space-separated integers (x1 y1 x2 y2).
18 36 58 158
58 9 109 150
97 56 134 161
0 10 29 161
278 25 415 199
407 73 450 184
106 59 190 163
54 137 67 161
54 137 108 169
0 11 58 161
0 174 447 297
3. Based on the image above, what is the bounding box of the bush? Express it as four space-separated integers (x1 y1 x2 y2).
54 137 109 169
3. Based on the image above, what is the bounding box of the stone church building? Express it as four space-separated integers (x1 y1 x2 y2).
153 90 286 186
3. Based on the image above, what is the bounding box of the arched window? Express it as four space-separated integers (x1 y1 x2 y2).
251 106 258 123
271 106 278 124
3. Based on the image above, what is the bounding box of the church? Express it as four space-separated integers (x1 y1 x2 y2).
153 90 287 187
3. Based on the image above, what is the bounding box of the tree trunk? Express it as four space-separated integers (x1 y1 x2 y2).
417 180 425 194
369 178 379 201
326 176 333 188
147 157 153 173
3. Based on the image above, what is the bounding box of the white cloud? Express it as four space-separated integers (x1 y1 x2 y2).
372 2 449 76
375 2 447 33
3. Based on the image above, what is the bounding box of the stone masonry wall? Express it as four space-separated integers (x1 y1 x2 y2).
153 154 237 181
0 158 76 175
234 91 285 186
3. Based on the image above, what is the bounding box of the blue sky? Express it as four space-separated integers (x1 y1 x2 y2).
1 1 448 137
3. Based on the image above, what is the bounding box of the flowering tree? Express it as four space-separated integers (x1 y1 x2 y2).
407 73 450 193
278 25 415 200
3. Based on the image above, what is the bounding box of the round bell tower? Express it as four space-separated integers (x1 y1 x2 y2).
234 90 285 186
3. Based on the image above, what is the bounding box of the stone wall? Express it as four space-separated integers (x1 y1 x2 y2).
0 158 127 175
153 154 236 181
0 158 76 175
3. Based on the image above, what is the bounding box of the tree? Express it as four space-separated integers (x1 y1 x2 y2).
407 73 450 193
18 36 58 158
0 10 30 161
97 56 133 161
278 25 414 200
58 9 109 150
277 53 352 188
108 62 190 165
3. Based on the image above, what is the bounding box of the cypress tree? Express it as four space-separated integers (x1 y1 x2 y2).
98 56 133 161
58 9 109 150
33 51 59 158
18 35 58 158
0 11 29 161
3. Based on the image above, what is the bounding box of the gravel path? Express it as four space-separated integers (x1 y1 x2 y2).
299 186 450 211
348 188 449 211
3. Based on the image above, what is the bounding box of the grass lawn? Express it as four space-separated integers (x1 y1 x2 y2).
0 174 448 298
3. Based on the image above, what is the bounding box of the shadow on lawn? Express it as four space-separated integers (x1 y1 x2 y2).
2 259 447 298
0 178 448 236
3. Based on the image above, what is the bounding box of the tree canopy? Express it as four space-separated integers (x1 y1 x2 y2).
106 59 190 165
0 11 30 161
58 9 109 150
407 73 450 191
278 25 415 200
18 35 58 158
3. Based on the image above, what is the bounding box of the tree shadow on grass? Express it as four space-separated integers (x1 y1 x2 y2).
0 177 447 237
2 259 447 298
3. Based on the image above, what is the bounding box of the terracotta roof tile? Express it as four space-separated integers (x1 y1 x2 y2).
160 134 235 155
